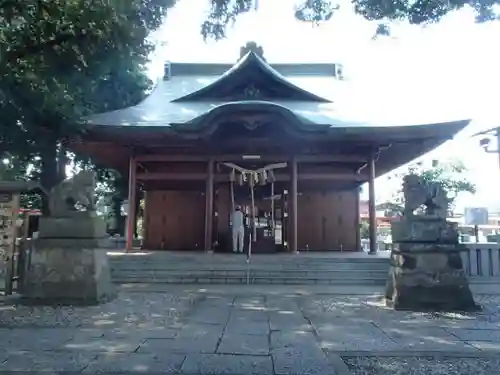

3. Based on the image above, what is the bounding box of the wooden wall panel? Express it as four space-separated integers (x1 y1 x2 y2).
297 189 359 251
217 184 230 233
144 190 205 250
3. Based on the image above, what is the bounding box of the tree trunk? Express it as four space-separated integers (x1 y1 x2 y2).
40 139 60 215
110 196 125 236
57 143 68 182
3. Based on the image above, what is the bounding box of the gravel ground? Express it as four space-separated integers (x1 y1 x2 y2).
343 356 500 375
300 294 500 323
0 291 199 328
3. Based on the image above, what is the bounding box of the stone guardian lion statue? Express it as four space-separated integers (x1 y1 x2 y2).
402 174 449 219
48 171 96 217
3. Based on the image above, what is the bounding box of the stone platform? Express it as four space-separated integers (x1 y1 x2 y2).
386 217 478 311
20 215 116 305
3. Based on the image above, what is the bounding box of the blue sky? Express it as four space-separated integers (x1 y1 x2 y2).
149 0 500 212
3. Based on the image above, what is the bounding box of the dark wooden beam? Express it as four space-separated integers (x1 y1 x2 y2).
134 154 367 163
138 173 207 180
136 172 369 181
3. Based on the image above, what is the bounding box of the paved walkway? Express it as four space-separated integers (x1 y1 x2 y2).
1 287 500 374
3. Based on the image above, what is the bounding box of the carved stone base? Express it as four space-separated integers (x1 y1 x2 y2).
385 251 479 311
38 215 107 239
20 246 116 305
391 218 459 244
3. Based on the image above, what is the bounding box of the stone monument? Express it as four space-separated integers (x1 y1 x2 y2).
385 174 479 311
21 171 116 305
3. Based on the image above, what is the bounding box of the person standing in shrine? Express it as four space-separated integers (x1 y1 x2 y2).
231 204 245 253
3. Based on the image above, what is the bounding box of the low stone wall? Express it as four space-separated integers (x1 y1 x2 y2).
461 243 500 277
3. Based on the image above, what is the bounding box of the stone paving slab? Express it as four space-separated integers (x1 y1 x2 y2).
272 347 336 375
446 327 500 342
378 326 479 352
225 319 269 335
271 330 319 350
218 333 269 355
62 336 144 353
179 323 225 338
2 291 500 374
320 336 402 352
180 353 273 375
188 305 232 323
138 336 220 354
230 310 269 322
0 351 96 372
0 327 76 351
467 341 500 351
103 326 179 340
82 352 186 374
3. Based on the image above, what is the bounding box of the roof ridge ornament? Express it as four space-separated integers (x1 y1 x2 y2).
243 83 260 99
239 41 265 61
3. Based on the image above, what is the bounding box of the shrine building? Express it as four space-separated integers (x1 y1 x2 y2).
72 42 470 254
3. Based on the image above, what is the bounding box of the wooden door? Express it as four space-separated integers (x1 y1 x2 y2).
297 190 358 251
144 190 205 250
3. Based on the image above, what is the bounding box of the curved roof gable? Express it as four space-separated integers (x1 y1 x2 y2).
172 52 331 103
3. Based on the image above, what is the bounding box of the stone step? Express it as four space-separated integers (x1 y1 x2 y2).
111 275 387 285
108 253 389 264
108 264 390 272
108 258 390 266
108 263 390 270
108 256 390 262
110 269 389 279
108 253 391 286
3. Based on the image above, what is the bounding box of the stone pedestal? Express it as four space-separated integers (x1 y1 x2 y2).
20 215 116 305
386 217 479 311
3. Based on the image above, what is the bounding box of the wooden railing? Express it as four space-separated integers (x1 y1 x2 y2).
461 243 500 278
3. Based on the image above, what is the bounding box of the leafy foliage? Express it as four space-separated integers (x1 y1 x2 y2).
386 160 477 215
202 0 342 40
0 0 175 214
202 0 500 41
359 220 370 238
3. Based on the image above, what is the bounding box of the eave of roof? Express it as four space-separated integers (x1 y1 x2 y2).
171 52 331 103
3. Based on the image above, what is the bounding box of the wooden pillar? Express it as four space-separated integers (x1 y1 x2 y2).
282 190 288 250
290 157 298 253
204 159 214 252
126 156 137 251
142 191 148 249
368 154 377 255
355 186 361 251
213 187 219 251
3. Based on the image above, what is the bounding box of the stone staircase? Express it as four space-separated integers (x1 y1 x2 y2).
108 252 390 286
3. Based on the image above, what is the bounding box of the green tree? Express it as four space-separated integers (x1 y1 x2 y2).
359 220 370 238
0 0 176 213
202 0 500 40
386 160 477 216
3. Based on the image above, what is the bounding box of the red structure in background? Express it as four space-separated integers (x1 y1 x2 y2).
359 200 393 229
